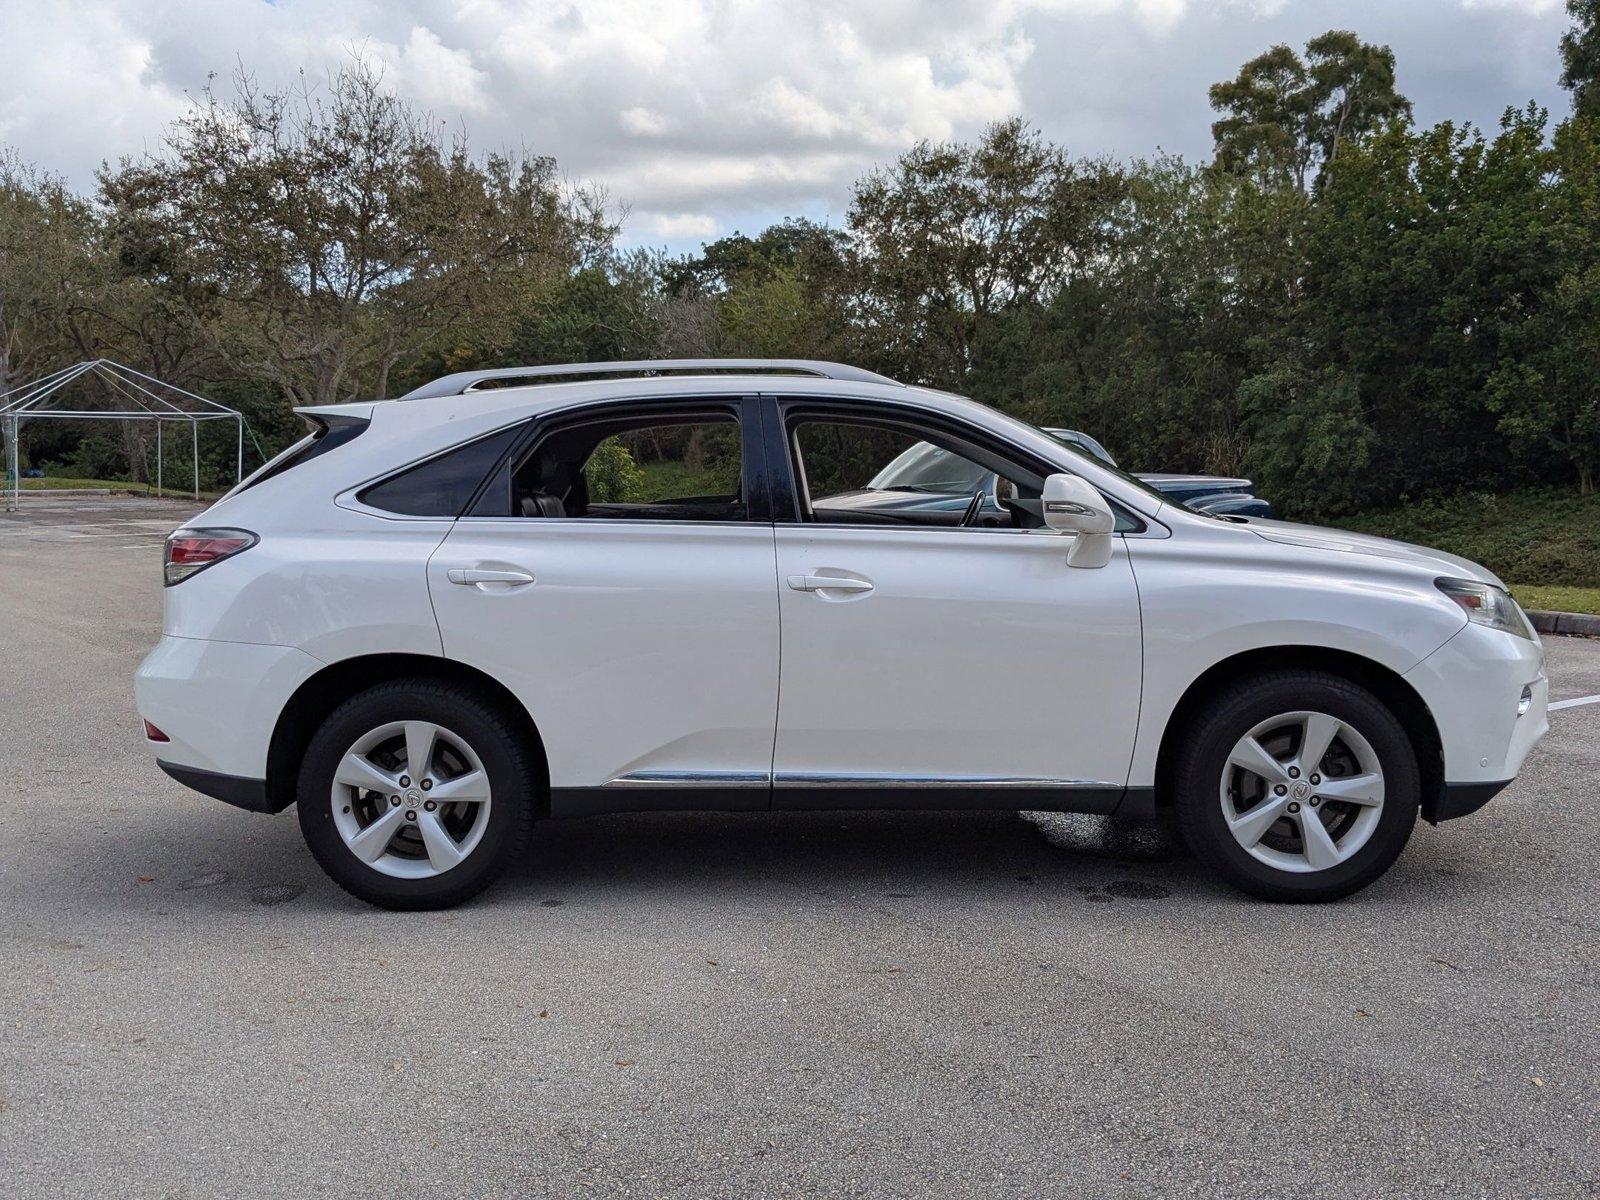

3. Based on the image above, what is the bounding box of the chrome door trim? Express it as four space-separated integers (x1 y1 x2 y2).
772 772 1119 789
605 769 771 788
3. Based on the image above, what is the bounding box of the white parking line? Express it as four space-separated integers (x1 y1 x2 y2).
1550 693 1600 711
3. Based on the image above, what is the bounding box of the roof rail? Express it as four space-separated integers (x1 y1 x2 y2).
398 358 901 400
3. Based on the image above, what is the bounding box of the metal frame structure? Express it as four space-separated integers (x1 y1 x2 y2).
1 360 244 511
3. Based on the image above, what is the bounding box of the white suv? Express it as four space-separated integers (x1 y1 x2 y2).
135 360 1549 909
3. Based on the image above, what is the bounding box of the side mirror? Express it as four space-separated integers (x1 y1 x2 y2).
1041 473 1116 568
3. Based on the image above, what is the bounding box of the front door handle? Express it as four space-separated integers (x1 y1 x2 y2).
787 573 874 594
447 567 535 586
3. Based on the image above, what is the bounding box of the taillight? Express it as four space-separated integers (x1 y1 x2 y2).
164 528 258 586
143 719 170 742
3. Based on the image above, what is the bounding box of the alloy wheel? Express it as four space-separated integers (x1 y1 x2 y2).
330 720 493 878
1218 710 1385 874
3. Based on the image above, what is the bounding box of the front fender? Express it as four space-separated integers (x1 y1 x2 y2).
1124 529 1465 787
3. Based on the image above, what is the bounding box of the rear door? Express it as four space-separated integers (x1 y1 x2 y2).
425 397 781 809
766 399 1143 809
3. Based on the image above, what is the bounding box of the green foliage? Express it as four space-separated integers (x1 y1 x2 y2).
584 437 646 503
1339 489 1600 587
1562 1 1600 118
1209 31 1411 191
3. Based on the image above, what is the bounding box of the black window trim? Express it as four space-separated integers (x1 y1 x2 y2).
764 395 1149 535
457 393 773 525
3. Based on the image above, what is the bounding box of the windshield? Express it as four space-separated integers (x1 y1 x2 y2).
868 442 992 494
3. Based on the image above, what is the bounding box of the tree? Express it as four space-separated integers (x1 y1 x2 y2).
1210 31 1412 191
847 118 1124 387
105 60 614 407
968 156 1308 478
1562 1 1600 118
0 155 97 395
1488 115 1600 493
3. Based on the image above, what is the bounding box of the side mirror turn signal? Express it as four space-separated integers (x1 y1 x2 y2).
1041 474 1115 568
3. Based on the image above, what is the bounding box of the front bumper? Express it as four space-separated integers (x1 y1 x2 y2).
1404 621 1548 817
1423 779 1512 824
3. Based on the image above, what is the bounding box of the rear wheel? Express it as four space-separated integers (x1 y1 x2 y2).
297 680 537 910
1174 671 1419 902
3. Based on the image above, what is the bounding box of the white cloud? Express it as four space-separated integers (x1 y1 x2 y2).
619 106 671 137
367 27 493 114
643 211 719 239
1461 0 1561 11
0 0 1572 248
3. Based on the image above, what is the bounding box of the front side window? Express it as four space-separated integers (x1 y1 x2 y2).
867 442 994 495
507 412 747 522
792 418 1038 531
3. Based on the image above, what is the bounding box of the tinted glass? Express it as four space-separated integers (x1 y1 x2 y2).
868 442 992 494
511 415 746 521
360 425 520 517
795 419 1032 531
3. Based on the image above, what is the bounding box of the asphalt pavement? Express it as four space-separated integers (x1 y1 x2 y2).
1 497 1596 1198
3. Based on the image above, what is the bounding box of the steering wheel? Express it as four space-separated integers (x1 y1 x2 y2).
959 489 986 528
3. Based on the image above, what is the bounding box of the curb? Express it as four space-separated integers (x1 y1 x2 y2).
1527 609 1600 638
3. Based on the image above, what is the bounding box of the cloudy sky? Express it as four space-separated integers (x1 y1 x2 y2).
0 0 1572 250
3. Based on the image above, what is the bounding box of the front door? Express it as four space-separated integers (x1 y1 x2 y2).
427 398 780 810
769 404 1143 809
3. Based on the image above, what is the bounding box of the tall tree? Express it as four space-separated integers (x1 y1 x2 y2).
104 60 614 407
1210 31 1412 191
1561 0 1600 117
0 156 97 395
847 118 1124 387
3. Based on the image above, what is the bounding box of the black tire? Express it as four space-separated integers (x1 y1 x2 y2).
296 679 539 910
1173 670 1419 902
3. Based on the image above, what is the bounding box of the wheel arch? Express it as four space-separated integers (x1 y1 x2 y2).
1151 645 1444 819
265 653 550 815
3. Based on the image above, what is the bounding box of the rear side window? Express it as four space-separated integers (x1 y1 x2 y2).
359 425 522 517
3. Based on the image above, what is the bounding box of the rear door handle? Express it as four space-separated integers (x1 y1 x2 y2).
787 574 874 594
447 568 535 586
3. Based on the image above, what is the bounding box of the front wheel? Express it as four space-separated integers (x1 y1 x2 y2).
1174 671 1420 902
297 679 538 910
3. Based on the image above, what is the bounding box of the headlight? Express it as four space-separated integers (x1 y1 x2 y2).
1435 577 1536 640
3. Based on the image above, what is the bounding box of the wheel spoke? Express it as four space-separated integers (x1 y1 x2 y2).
404 721 437 783
1229 737 1291 785
347 805 406 865
1297 712 1341 775
416 812 465 872
335 753 399 796
1227 793 1291 848
1295 807 1342 870
1315 772 1384 807
428 769 489 804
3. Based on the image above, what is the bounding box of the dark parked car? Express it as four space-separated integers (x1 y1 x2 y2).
813 428 1274 527
1046 430 1272 518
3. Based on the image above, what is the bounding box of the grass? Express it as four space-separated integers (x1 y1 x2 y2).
1509 584 1600 615
18 475 155 492
12 476 222 499
1337 488 1599 594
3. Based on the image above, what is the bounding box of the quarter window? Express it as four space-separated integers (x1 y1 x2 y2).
359 425 521 517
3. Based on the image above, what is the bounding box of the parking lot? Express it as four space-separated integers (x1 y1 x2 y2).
1 496 1596 1198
